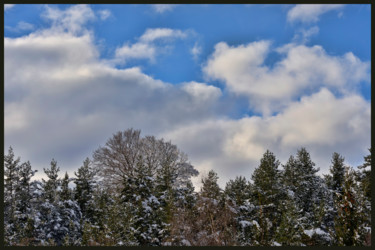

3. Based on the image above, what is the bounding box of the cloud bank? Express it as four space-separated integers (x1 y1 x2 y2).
4 4 370 189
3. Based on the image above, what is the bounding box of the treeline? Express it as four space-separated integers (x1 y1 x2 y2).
3 128 371 246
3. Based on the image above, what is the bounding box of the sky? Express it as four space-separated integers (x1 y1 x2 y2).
4 4 371 189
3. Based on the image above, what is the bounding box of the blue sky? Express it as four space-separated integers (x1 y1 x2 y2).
4 4 371 188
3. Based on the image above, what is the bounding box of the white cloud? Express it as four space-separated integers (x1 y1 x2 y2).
191 42 202 60
151 4 177 13
5 21 35 33
98 9 111 20
139 28 187 43
5 18 219 180
42 4 95 35
292 26 319 44
4 4 370 191
182 81 222 102
4 4 15 11
162 88 370 188
115 42 157 63
204 41 370 115
287 4 345 23
114 28 189 65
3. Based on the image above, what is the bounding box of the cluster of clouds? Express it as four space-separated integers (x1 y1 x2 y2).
5 4 370 188
203 40 369 115
114 27 191 65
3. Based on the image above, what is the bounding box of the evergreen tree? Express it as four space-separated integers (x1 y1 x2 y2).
294 148 319 213
42 159 60 203
225 176 251 207
4 146 21 229
14 161 37 243
275 197 303 246
121 156 164 246
35 159 65 245
329 152 345 196
250 150 283 245
60 172 71 201
334 167 364 246
200 170 221 200
74 157 97 222
356 148 371 201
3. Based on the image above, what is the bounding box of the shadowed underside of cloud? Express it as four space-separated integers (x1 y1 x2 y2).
4 4 370 189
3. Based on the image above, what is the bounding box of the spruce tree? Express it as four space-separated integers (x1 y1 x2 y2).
250 150 283 245
334 167 364 245
37 159 65 245
42 159 60 203
60 172 71 201
293 148 320 223
74 157 97 222
275 197 303 246
329 152 345 196
14 161 37 243
4 146 21 228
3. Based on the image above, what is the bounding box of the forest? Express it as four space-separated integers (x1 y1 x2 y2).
3 128 371 246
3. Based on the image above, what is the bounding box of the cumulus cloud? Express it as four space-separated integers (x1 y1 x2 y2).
4 4 370 190
41 4 95 35
115 42 157 63
114 28 189 65
287 4 345 23
5 9 219 181
151 4 177 13
203 41 370 115
162 88 370 188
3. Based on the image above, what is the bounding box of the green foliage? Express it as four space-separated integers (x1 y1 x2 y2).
4 141 371 246
60 172 71 201
42 159 60 203
329 152 345 195
201 170 221 200
74 157 96 222
334 168 364 246
225 176 251 206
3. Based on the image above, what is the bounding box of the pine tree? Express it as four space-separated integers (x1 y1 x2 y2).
356 148 371 201
74 157 97 222
275 197 303 246
250 150 283 245
35 159 65 245
329 152 345 196
200 170 221 200
334 167 364 246
14 161 37 244
4 146 21 237
354 149 371 246
60 172 71 201
58 172 82 245
42 159 60 203
295 148 319 212
225 176 251 207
